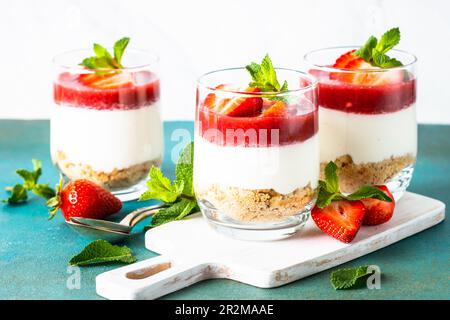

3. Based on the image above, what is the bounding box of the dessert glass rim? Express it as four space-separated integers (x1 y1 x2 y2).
197 67 318 97
52 48 159 73
303 46 417 74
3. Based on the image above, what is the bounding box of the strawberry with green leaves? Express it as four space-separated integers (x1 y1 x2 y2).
331 27 404 85
312 162 394 243
47 177 122 221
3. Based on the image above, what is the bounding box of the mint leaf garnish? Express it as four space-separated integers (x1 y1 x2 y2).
2 184 28 204
2 159 55 204
80 37 130 71
151 198 197 227
139 167 184 203
346 185 393 202
354 27 403 68
245 54 290 102
331 265 372 289
113 37 130 67
175 141 194 197
316 161 393 209
69 240 136 266
140 142 198 227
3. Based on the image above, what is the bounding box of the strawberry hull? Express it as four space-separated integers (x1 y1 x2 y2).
54 71 160 110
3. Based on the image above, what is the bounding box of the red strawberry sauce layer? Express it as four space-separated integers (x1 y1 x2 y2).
54 71 160 110
197 107 318 147
317 76 416 114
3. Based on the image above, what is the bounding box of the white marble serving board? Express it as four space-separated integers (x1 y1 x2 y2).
96 192 445 300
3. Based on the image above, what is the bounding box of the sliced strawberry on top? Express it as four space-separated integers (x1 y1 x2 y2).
312 200 365 243
361 185 395 226
331 50 403 85
260 101 287 117
332 49 358 69
79 72 134 89
203 84 231 111
219 87 263 117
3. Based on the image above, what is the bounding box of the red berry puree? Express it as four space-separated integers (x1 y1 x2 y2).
54 71 160 110
197 105 318 147
312 70 416 114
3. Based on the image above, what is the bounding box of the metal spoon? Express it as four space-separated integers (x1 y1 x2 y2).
66 204 167 242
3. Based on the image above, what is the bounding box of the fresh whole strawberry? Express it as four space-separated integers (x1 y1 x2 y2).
47 177 122 221
312 200 365 243
312 162 395 243
360 185 395 226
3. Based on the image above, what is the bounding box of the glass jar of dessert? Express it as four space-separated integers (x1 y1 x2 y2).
51 39 163 201
304 36 417 201
194 55 319 240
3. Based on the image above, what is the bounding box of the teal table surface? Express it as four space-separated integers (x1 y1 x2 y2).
0 120 448 300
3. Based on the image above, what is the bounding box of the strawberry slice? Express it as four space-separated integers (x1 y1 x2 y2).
220 87 262 117
331 50 403 85
203 84 231 111
332 49 358 69
311 200 365 243
360 185 395 226
260 101 287 117
79 72 134 89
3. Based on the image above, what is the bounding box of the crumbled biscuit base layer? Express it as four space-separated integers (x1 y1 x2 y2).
195 183 315 222
321 154 416 193
54 150 160 190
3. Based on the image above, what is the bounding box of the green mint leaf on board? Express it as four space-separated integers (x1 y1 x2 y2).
2 184 28 204
330 265 371 289
139 166 184 203
175 141 194 197
80 37 130 71
354 27 403 68
69 240 136 266
347 185 393 202
151 198 198 227
245 54 289 101
316 161 392 209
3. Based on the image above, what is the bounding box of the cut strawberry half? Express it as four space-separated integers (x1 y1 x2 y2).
333 49 358 69
312 200 365 243
361 185 395 226
260 101 287 117
331 50 403 85
208 86 263 117
79 72 134 89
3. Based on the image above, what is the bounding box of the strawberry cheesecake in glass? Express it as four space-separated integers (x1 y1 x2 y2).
194 56 319 240
51 42 162 201
304 31 417 200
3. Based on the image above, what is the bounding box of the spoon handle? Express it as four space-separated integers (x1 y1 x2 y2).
120 204 169 227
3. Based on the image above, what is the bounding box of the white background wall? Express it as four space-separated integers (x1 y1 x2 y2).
0 0 449 123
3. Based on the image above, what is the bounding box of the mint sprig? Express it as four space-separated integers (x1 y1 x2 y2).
69 240 136 266
139 142 198 227
316 161 393 209
354 27 403 68
2 159 55 204
80 37 130 71
245 54 289 102
331 265 372 290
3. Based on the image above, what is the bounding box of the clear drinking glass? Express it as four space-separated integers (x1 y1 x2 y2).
304 47 417 200
51 49 163 201
194 68 319 240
